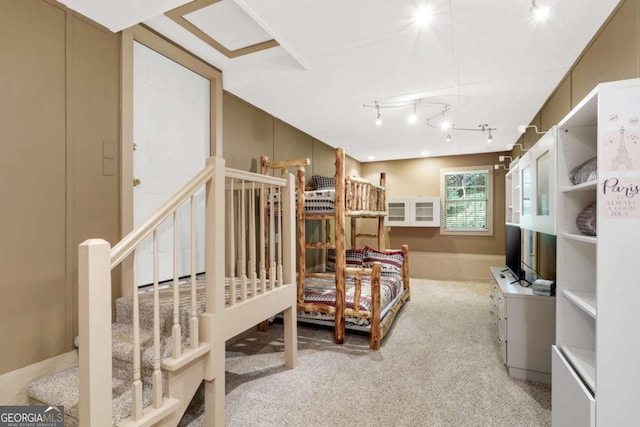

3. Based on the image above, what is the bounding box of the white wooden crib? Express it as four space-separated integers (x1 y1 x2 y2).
78 156 297 426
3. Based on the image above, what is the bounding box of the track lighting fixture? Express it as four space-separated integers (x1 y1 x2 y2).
499 155 512 162
517 124 546 135
494 164 507 171
363 97 496 144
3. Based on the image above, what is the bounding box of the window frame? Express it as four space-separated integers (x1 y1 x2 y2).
439 165 494 236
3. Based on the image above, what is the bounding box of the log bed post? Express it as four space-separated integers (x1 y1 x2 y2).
295 167 305 304
402 244 410 301
378 173 386 250
334 148 346 344
370 262 382 350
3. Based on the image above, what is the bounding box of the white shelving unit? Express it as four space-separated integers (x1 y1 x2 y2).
387 197 440 227
552 78 640 427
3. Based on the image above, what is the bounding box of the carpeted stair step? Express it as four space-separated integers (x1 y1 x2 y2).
27 365 153 426
115 280 207 338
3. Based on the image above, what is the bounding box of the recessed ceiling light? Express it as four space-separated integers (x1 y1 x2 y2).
414 4 434 26
368 155 376 160
421 150 430 156
531 1 550 22
440 120 451 130
407 112 418 124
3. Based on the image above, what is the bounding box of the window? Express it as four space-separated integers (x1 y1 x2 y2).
440 166 493 236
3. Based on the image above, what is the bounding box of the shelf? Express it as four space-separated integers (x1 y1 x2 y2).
561 345 596 393
563 181 597 193
562 233 597 245
563 290 596 319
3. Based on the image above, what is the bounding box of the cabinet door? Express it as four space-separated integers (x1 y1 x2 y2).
519 152 533 230
518 129 557 234
387 199 411 226
412 197 440 226
552 346 595 427
530 129 556 234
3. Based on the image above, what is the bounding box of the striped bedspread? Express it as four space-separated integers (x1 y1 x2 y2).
300 274 402 326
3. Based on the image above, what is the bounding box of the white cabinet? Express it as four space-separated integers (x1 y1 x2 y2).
505 158 520 224
553 78 640 426
489 267 556 384
387 197 440 227
519 128 557 234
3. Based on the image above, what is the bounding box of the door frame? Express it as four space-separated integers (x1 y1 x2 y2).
120 25 223 296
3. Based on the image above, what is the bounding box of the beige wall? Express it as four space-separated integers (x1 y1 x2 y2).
0 1 120 375
361 152 508 255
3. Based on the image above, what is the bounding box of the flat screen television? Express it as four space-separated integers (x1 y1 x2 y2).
505 223 522 280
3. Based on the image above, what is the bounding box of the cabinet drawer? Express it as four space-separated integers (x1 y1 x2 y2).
552 346 595 427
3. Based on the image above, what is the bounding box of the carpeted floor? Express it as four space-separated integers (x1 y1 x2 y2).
215 279 551 427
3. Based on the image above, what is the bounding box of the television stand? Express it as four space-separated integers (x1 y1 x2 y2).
489 267 556 383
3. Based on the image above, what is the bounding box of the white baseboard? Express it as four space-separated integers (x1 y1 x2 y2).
408 252 504 282
0 350 78 405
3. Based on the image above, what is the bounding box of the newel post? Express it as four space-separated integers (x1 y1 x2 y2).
78 239 113 427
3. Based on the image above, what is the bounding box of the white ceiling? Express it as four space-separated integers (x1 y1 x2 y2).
58 0 621 162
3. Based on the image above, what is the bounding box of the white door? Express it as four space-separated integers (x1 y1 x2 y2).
133 41 210 286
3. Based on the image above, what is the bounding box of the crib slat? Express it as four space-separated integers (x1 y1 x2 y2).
259 183 266 294
152 230 162 409
249 183 257 298
229 179 236 305
269 184 275 291
240 181 247 301
277 186 283 288
172 212 182 359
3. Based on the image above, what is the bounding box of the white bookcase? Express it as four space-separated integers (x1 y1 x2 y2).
553 78 640 426
505 158 521 224
387 197 440 227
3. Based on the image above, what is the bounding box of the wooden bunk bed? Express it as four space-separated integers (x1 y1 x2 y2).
261 148 410 349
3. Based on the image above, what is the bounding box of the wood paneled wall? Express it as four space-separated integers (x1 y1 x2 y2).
0 0 120 374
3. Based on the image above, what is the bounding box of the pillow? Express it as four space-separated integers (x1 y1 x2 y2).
312 175 335 190
363 246 404 279
326 248 364 272
569 157 597 185
576 202 597 236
